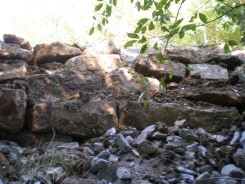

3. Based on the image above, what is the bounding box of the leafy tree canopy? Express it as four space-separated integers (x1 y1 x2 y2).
90 0 245 53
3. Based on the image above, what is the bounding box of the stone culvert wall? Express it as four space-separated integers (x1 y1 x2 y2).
0 34 244 146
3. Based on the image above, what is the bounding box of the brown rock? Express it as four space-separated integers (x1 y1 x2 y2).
0 152 10 166
0 60 27 83
83 39 120 55
31 100 117 138
119 101 240 132
28 69 104 101
0 42 32 62
3 34 32 51
32 42 82 65
65 54 127 76
134 57 186 82
0 87 27 132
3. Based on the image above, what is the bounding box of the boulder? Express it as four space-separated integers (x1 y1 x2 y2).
0 87 27 132
0 60 27 83
0 42 32 62
31 100 117 138
188 64 228 80
134 57 186 82
32 42 82 65
28 69 104 101
3 34 32 51
83 39 120 55
65 54 126 75
119 101 240 132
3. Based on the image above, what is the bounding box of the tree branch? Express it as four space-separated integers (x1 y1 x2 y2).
197 3 245 27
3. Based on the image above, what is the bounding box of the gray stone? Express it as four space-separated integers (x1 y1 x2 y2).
57 142 79 149
179 128 198 142
0 42 32 62
97 162 118 182
90 158 108 173
119 101 240 132
97 150 110 159
47 167 64 183
134 125 156 146
152 131 168 140
186 142 199 152
189 64 228 80
94 142 104 152
132 180 152 184
214 135 227 143
233 149 245 170
3 34 32 51
185 151 196 160
109 155 119 163
132 149 140 157
216 176 239 184
116 134 132 153
176 166 198 176
198 145 207 158
240 131 245 150
167 136 185 148
116 167 131 180
137 140 157 155
82 146 95 156
221 164 245 178
195 172 217 184
105 127 117 136
125 136 134 145
181 173 195 183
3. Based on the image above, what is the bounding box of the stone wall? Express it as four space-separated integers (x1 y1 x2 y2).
0 34 244 146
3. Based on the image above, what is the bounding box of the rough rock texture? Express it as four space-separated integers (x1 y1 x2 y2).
83 39 120 55
188 64 228 80
65 54 126 75
0 88 27 132
3 34 32 51
119 101 240 131
31 100 117 137
0 42 32 62
0 60 27 82
32 42 82 65
134 57 186 82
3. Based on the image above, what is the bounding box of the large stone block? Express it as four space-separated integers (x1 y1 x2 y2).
0 87 27 132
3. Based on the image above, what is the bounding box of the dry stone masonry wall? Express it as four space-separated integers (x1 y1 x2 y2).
0 34 244 146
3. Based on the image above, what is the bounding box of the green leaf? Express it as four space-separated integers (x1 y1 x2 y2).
124 40 137 48
171 27 180 36
175 0 181 3
102 18 108 25
138 36 147 43
173 18 183 28
140 44 148 54
141 26 147 34
168 72 174 80
94 3 103 11
149 21 155 31
92 16 96 20
224 43 230 53
156 53 164 64
161 25 169 32
105 5 112 16
190 12 197 22
181 24 196 31
138 18 149 25
113 0 117 6
179 31 185 39
228 40 238 46
153 42 159 50
89 27 95 36
165 2 170 9
199 13 208 23
127 33 139 39
134 24 143 33
97 24 102 31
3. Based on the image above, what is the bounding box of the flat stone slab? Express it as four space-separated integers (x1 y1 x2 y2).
119 101 240 132
188 64 228 80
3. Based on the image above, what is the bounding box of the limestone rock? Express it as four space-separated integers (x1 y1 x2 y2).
33 42 82 65
0 60 27 83
233 148 245 170
188 64 228 80
65 54 126 75
83 39 120 55
119 101 240 132
31 100 117 138
0 42 32 62
3 34 32 51
0 88 27 132
134 57 186 82
221 164 244 178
